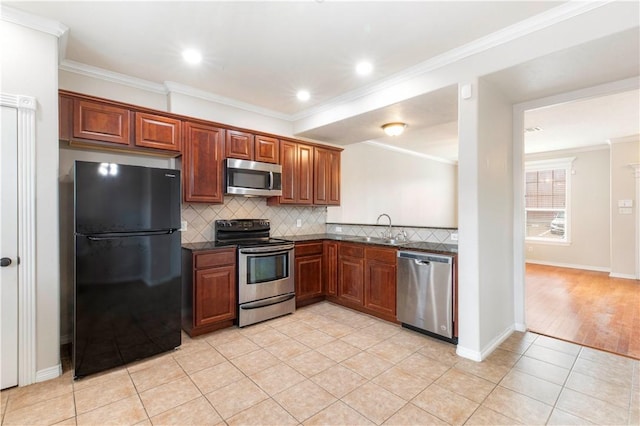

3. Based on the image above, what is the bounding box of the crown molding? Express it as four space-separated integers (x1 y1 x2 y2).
163 81 291 122
289 1 614 121
525 143 611 159
364 141 458 165
0 5 68 37
42 0 613 126
60 60 168 94
607 134 640 145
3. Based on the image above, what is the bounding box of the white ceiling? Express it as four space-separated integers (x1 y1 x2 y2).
5 1 640 161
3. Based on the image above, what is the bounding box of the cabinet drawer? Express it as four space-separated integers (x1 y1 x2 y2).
195 249 235 269
295 242 323 257
339 243 364 258
365 247 396 264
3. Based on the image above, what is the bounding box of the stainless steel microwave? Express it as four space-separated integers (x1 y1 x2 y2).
225 158 283 197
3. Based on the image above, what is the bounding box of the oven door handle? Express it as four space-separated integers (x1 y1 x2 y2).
239 244 295 254
240 293 295 310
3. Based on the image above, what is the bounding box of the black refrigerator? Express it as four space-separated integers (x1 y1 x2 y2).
73 161 182 378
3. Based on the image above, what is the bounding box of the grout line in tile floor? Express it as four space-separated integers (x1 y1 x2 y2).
2 301 639 426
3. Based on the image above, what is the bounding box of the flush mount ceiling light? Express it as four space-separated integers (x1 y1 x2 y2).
296 90 311 101
356 61 373 76
182 48 202 65
382 122 407 136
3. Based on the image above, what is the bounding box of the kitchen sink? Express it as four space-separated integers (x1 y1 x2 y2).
343 236 406 246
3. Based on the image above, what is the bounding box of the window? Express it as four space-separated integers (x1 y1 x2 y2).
525 157 574 243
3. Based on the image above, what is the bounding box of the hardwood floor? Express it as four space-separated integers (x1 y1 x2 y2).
526 263 640 360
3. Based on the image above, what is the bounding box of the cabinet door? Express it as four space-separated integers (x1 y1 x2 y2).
73 98 131 145
183 122 225 203
277 140 298 204
324 241 338 296
255 135 279 163
297 143 314 204
135 112 182 151
314 147 341 205
225 130 254 160
326 149 341 205
195 265 236 327
338 255 364 305
364 260 397 317
295 255 323 301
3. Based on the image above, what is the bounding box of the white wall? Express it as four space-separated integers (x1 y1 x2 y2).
59 70 168 111
610 138 640 278
525 148 610 270
457 78 514 360
1 20 61 377
326 142 458 227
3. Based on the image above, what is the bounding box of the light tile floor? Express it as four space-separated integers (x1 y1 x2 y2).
2 301 639 425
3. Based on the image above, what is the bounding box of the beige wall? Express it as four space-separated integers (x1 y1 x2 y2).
610 138 640 278
326 142 458 228
1 21 61 377
525 148 611 270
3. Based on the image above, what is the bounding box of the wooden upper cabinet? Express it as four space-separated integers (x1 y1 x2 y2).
134 112 182 151
314 147 341 205
225 130 254 160
272 140 314 205
183 122 225 204
297 143 314 205
254 135 279 164
73 98 131 145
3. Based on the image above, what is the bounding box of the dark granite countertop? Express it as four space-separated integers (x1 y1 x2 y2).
276 233 458 255
182 241 236 251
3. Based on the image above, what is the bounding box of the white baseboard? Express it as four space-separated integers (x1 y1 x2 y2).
456 324 515 362
609 272 639 280
456 345 482 362
525 259 610 273
514 322 527 332
36 364 61 383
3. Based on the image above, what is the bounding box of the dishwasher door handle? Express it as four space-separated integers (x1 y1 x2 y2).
414 259 430 266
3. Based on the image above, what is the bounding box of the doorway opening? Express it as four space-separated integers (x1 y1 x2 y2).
514 82 640 360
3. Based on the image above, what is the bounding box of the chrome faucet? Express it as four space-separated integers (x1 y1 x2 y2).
376 213 392 239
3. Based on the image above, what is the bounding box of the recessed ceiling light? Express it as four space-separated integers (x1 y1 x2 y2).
296 90 310 102
356 61 373 76
182 48 202 65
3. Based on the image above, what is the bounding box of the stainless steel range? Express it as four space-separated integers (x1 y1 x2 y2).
215 219 295 327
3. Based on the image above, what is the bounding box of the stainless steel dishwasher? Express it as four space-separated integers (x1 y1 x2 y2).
397 251 456 343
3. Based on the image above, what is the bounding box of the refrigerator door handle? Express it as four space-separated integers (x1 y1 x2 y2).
85 229 178 240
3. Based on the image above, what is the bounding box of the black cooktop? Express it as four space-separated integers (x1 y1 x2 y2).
214 219 291 248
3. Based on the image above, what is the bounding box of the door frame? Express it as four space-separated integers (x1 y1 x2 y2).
1 93 37 386
512 77 640 330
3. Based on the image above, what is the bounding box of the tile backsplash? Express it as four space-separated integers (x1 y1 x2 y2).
181 196 327 243
325 223 459 245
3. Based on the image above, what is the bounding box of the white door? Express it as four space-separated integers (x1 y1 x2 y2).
1 105 19 389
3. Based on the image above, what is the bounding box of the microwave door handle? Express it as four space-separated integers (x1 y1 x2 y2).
268 171 274 190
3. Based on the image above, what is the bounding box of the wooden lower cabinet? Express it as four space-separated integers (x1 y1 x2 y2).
182 248 236 336
294 242 324 307
323 241 338 296
337 243 365 305
364 247 397 318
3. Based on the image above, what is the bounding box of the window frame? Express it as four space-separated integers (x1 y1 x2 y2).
524 157 575 245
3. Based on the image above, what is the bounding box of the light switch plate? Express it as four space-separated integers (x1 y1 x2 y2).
180 220 187 231
619 207 633 215
451 233 458 241
296 219 302 227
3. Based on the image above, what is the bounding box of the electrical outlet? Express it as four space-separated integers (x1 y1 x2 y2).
180 220 187 231
450 232 458 241
335 226 342 233
296 219 302 227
